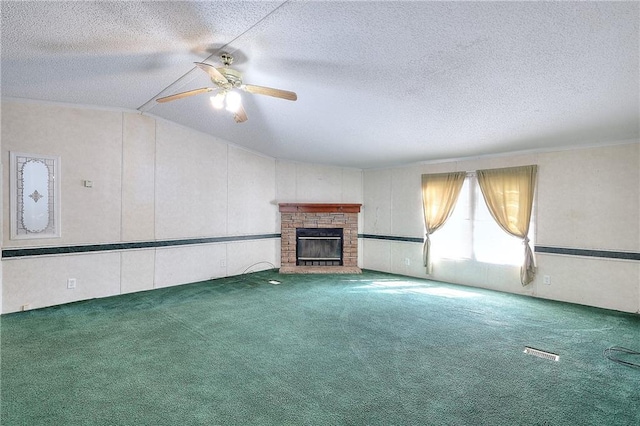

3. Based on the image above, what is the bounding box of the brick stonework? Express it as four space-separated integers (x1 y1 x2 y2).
279 204 362 274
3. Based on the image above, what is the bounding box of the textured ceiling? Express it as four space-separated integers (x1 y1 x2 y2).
2 1 638 169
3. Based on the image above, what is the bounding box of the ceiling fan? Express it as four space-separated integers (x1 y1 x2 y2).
156 52 297 123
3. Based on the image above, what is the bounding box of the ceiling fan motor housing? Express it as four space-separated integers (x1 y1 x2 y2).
217 67 243 88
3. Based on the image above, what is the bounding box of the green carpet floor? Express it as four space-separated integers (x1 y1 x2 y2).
1 270 639 425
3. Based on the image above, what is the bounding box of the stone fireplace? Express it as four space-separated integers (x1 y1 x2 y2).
279 203 362 274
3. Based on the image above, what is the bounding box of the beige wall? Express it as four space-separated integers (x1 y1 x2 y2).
4 100 637 314
1 101 363 313
362 143 640 313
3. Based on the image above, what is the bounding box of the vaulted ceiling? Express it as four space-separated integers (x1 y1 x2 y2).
2 1 638 169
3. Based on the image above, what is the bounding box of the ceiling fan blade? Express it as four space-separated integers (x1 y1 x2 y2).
234 103 248 123
242 84 297 101
156 87 214 103
195 62 228 84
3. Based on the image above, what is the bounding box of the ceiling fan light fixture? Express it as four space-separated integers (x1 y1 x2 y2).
210 92 225 110
225 91 242 113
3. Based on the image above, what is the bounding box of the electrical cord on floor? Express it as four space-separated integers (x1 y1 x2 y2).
603 346 640 368
241 261 277 275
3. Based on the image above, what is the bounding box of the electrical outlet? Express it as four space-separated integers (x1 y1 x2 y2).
220 259 226 268
404 258 411 266
543 275 551 285
67 278 77 289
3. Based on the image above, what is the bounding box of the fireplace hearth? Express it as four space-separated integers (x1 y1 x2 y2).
279 203 362 274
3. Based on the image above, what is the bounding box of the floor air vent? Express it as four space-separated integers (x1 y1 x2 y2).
524 347 560 361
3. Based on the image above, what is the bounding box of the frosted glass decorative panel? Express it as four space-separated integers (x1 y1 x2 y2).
10 152 61 239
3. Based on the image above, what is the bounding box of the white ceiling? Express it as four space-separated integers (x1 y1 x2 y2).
2 1 638 169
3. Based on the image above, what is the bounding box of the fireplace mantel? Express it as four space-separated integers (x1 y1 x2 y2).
278 203 362 213
278 203 362 274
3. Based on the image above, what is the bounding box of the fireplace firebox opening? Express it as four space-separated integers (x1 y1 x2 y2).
296 228 343 266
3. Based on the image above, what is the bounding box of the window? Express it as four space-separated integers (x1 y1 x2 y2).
10 152 61 239
430 174 534 266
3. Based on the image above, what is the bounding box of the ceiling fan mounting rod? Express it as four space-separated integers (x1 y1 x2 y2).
221 52 234 66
